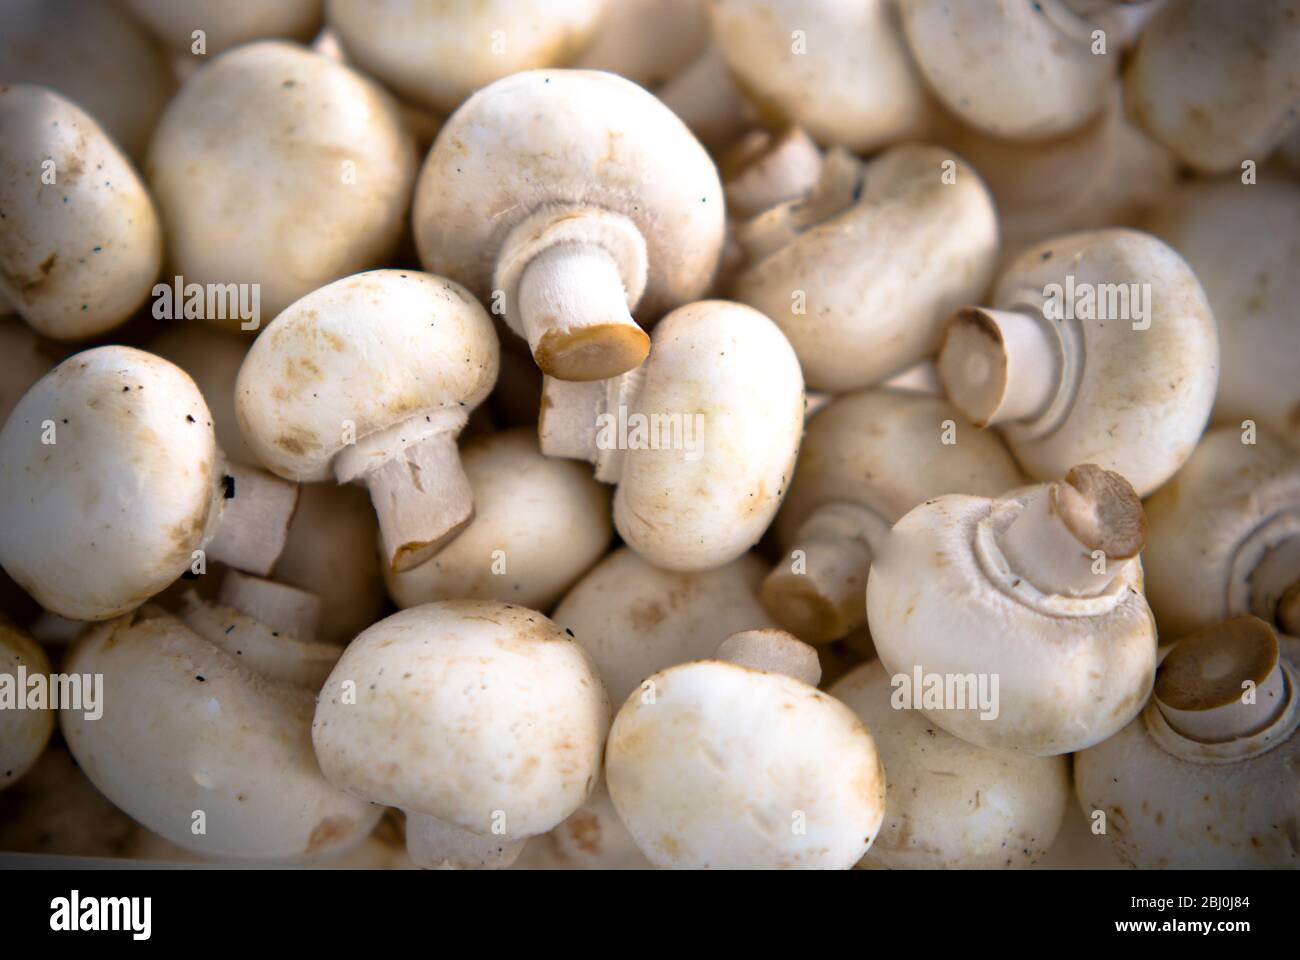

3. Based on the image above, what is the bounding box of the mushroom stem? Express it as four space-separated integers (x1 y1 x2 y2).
937 307 1061 428
721 127 824 220
760 502 891 644
1278 582 1300 638
716 629 822 687
518 242 650 382
206 462 298 576
1248 537 1300 635
219 570 322 642
537 367 645 483
999 464 1147 597
404 811 527 870
1154 617 1288 743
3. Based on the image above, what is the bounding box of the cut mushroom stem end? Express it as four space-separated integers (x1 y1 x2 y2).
219 569 322 643
206 462 299 576
938 306 1060 428
1000 464 1147 598
520 243 649 382
716 629 822 687
1155 617 1288 743
404 811 527 871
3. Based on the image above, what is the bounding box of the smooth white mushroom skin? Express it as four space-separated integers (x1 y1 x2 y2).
732 145 998 393
0 618 55 791
830 661 1069 869
899 0 1115 141
61 608 381 861
708 0 933 152
542 781 652 869
574 0 710 89
1126 0 1300 174
605 659 886 869
312 601 610 864
150 324 255 465
0 320 54 427
0 86 162 341
236 270 499 573
384 428 612 612
146 41 416 325
124 0 324 55
867 475 1158 756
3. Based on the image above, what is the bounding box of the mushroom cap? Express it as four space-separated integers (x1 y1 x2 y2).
273 483 386 646
1074 636 1300 869
613 300 804 571
545 781 652 869
867 490 1157 755
0 0 175 161
61 608 381 861
0 617 55 790
0 85 162 341
0 319 55 427
733 144 998 392
775 389 1024 544
384 428 611 611
236 270 499 482
605 658 885 869
829 660 1069 869
327 0 607 114
983 229 1218 496
123 0 323 55
1126 0 1300 174
146 41 416 323
899 0 1114 141
412 69 724 329
150 323 254 465
574 0 710 89
552 547 779 706
707 0 932 151
1144 178 1300 444
0 346 219 621
1143 426 1300 638
312 601 610 839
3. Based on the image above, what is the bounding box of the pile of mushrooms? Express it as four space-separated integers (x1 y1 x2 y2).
2 0 1296 875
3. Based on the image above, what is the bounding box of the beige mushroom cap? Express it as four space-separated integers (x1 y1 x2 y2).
385 428 611 611
0 85 162 341
312 601 610 842
61 608 380 861
830 660 1069 869
605 657 885 869
574 0 709 89
150 323 255 465
708 0 933 152
0 347 218 620
124 0 323 55
327 0 607 114
0 618 55 790
146 41 416 324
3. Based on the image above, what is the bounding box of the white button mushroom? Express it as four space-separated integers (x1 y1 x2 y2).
311 601 610 869
149 323 256 465
384 428 612 612
236 270 499 573
867 464 1158 755
1126 0 1300 174
605 629 886 869
0 0 175 161
1145 178 1300 447
898 0 1116 142
573 0 710 91
1143 426 1300 642
61 596 382 862
0 617 54 791
935 228 1218 496
0 319 55 427
762 389 1024 644
412 69 724 381
1075 616 1300 868
540 300 803 571
327 0 607 115
730 144 998 392
707 0 933 152
146 41 416 324
0 85 162 341
123 0 324 56
0 346 298 621
829 660 1069 869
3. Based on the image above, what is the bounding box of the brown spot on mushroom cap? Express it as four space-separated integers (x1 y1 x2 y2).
1155 616 1279 711
1056 464 1147 559
565 810 602 854
306 816 356 853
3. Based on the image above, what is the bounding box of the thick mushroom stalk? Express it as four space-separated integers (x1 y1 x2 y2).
715 629 821 687
205 461 298 577
938 307 1062 428
217 570 321 642
1153 617 1289 745
760 503 890 644
998 464 1147 598
721 127 825 221
1247 538 1300 638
